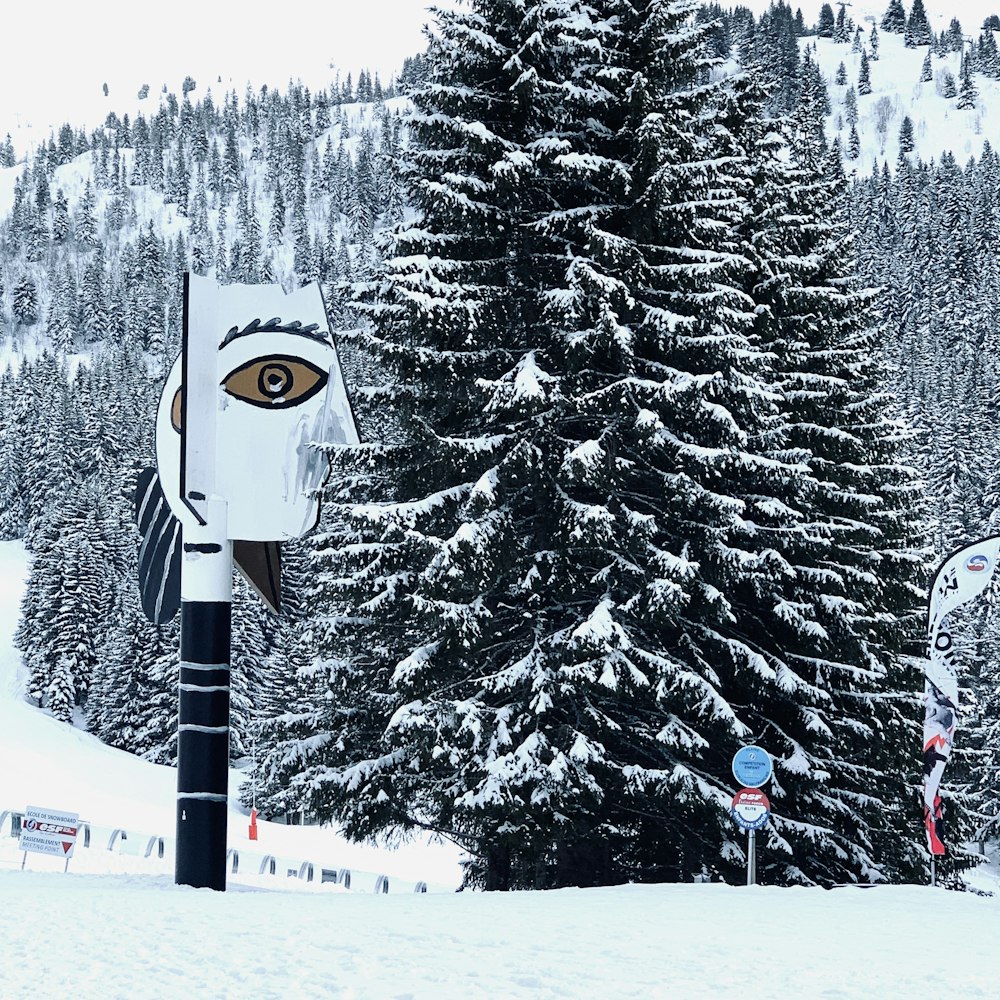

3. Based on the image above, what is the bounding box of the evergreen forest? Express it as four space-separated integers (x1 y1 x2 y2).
1 0 998 890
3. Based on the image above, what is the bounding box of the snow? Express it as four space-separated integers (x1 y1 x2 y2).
1 875 994 999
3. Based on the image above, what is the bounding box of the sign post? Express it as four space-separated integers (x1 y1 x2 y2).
18 806 79 872
731 746 773 886
136 275 360 891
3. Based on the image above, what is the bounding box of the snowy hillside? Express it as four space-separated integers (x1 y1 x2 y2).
0 0 457 158
0 541 464 892
740 0 1000 170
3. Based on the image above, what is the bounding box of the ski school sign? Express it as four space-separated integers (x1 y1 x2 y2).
18 806 79 865
731 788 770 832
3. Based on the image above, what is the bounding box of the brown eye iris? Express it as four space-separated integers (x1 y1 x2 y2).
222 356 328 409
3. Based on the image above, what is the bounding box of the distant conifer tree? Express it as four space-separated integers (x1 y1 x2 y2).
905 0 932 47
848 122 861 158
898 114 915 152
818 3 835 37
880 0 906 33
858 49 873 94
920 49 933 82
958 55 979 109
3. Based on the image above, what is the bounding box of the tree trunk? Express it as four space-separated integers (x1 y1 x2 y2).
485 841 511 891
554 836 615 888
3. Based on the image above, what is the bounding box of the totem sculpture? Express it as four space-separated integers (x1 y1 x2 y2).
135 274 359 889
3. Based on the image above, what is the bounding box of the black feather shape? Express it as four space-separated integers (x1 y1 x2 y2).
135 467 182 625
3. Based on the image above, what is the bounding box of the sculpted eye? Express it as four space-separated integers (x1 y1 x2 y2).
221 355 328 409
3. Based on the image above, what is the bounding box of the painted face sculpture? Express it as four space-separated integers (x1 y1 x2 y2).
136 276 359 623
155 292 357 540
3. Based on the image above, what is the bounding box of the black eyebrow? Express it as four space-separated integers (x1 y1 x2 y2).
219 317 333 349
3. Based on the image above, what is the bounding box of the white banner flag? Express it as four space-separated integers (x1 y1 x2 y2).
923 537 1000 855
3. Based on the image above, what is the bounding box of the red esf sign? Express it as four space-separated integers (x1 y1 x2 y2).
18 806 79 858
731 788 771 831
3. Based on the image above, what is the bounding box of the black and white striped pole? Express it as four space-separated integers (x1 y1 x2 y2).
171 274 232 890
176 499 232 890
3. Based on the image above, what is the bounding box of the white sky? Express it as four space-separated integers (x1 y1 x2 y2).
4 1 995 152
0 0 460 149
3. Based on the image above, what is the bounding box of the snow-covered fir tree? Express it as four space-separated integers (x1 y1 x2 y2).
282 0 929 889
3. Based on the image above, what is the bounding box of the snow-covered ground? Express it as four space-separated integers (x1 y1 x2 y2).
2 548 1000 997
1 873 1000 998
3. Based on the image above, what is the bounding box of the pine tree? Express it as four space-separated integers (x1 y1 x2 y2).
229 576 269 760
0 133 15 167
899 115 915 153
818 3 835 38
833 4 846 42
845 86 859 126
958 55 979 110
946 18 964 53
744 94 929 885
870 25 880 61
13 274 38 325
52 189 70 243
905 0 932 48
920 49 933 83
312 0 780 887
848 122 861 159
297 0 927 890
858 50 872 95
75 180 99 245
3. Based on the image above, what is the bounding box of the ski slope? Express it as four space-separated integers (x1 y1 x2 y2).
738 1 1000 172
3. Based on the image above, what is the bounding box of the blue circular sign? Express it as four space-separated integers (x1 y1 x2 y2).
732 745 772 788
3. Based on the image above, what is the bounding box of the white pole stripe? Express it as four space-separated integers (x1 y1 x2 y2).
177 793 229 802
179 724 230 734
179 661 230 672
178 683 230 693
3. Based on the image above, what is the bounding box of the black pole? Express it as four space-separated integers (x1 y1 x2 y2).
176 599 231 890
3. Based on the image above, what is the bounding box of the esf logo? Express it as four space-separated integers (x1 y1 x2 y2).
965 554 990 574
